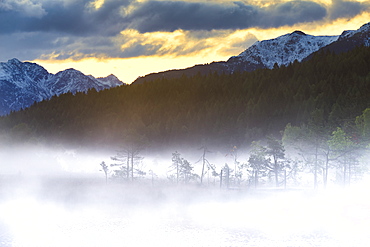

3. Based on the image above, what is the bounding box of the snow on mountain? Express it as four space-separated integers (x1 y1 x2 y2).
341 22 370 41
228 31 339 70
318 22 370 54
0 59 123 115
96 74 123 88
48 69 104 96
0 58 51 93
133 22 369 84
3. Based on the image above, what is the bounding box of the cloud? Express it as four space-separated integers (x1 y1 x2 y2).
0 31 117 61
123 0 370 32
7 28 256 62
111 29 256 59
0 0 46 18
0 0 132 35
0 32 65 60
219 32 258 56
328 0 370 20
259 1 327 28
123 1 328 32
3 0 368 36
33 29 257 60
0 0 369 62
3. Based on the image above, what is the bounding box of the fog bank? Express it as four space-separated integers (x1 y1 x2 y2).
1 173 370 246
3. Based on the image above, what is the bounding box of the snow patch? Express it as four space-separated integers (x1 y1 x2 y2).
234 31 339 69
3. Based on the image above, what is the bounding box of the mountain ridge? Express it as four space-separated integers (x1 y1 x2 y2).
0 58 123 115
1 22 369 115
2 45 369 149
133 22 369 84
228 31 338 69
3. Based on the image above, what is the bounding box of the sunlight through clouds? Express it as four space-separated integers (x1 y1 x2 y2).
0 0 367 82
89 0 105 10
34 28 258 83
118 29 257 58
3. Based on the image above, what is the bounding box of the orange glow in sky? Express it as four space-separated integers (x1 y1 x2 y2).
20 1 369 84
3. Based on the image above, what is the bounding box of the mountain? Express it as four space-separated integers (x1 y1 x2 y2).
226 31 338 71
307 22 370 57
0 59 123 115
2 46 369 149
133 22 369 84
95 74 123 88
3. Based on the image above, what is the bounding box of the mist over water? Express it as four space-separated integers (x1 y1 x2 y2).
1 176 370 246
1 144 370 247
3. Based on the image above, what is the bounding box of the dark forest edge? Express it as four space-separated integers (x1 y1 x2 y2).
0 46 370 189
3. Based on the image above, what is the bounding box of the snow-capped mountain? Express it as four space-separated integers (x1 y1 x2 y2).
0 59 123 115
311 22 370 55
340 22 370 43
229 22 370 71
46 69 118 96
227 31 339 71
95 74 123 88
133 22 369 84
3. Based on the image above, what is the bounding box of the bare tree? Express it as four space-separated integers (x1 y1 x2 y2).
168 151 197 184
248 141 269 188
110 130 146 182
225 146 243 186
283 110 329 190
266 136 286 187
99 161 109 184
198 146 215 185
221 164 231 189
170 151 181 184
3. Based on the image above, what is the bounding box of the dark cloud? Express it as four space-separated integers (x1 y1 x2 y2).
31 1 92 34
0 0 131 36
0 31 118 61
1 0 368 36
259 1 327 28
0 0 369 61
4 0 367 36
0 32 66 61
124 1 328 32
123 1 256 32
124 0 370 32
329 0 370 20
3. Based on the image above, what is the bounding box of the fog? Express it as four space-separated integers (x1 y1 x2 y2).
1 144 370 246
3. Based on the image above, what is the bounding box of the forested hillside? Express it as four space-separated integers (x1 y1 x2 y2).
1 46 370 150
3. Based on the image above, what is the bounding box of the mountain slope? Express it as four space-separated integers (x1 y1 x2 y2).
308 22 370 56
227 31 338 70
0 59 123 115
133 22 369 84
2 46 370 149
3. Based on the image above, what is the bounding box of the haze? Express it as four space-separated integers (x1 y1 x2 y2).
1 0 370 245
1 142 370 246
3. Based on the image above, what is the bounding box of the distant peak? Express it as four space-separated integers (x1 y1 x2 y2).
64 68 78 72
360 22 370 28
55 68 84 77
63 68 84 74
7 58 22 64
341 30 352 36
339 22 370 39
291 30 306 36
105 74 118 79
359 22 370 32
97 74 124 85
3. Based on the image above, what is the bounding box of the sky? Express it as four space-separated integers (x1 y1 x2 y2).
0 0 369 83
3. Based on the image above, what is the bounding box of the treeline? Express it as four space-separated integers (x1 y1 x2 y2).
104 109 370 189
1 46 370 151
